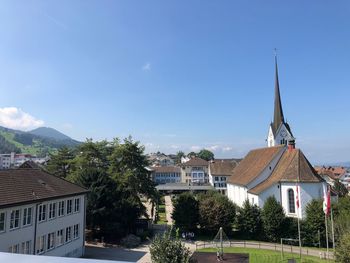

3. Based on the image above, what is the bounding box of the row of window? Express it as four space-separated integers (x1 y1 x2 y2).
9 240 31 254
36 224 80 254
192 172 204 178
0 197 81 233
214 183 227 188
214 176 227 182
155 173 180 178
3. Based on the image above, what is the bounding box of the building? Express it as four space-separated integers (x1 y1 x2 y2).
227 57 325 219
180 157 209 184
147 153 175 167
150 166 181 184
0 163 88 257
208 159 240 195
0 152 49 169
315 166 350 189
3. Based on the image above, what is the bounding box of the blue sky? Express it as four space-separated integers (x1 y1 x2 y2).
0 1 349 164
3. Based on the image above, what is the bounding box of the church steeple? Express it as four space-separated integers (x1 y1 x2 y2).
272 55 285 134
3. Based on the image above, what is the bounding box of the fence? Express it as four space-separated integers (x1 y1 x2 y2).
195 240 334 260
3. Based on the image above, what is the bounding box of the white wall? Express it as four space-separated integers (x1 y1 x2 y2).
227 184 248 207
258 183 281 208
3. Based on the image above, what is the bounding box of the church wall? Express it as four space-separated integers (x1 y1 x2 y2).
227 183 248 207
258 183 281 208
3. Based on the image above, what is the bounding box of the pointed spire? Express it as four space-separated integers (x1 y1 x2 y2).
272 52 285 133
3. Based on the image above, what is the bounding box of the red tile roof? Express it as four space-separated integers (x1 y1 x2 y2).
182 157 208 167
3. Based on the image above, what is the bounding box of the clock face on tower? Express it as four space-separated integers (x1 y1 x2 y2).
281 130 287 137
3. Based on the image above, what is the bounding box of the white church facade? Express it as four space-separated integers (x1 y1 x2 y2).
227 57 325 219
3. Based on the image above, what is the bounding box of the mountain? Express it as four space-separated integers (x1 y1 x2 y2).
29 127 72 141
0 126 81 157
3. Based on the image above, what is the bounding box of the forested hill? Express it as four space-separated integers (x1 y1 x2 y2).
0 126 81 157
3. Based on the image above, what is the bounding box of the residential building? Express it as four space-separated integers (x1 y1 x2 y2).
208 159 240 195
0 163 88 257
315 166 350 189
227 57 325 219
0 152 49 169
150 166 181 184
147 153 175 167
180 157 209 184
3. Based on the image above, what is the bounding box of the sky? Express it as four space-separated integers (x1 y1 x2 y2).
0 1 349 164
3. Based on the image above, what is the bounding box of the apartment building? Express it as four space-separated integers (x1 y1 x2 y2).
0 152 48 169
150 166 181 184
0 164 88 257
180 157 209 184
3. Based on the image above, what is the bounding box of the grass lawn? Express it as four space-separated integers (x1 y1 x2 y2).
156 203 167 225
198 247 334 263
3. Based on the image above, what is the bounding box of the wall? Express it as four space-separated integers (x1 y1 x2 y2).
227 184 248 207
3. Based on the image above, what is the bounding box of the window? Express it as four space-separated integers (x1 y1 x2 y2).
36 235 45 254
0 212 5 232
47 232 55 250
38 204 46 222
23 207 32 226
67 199 72 215
49 203 56 219
58 201 65 217
57 229 64 246
73 224 79 239
65 226 72 242
288 189 296 214
9 244 19 253
74 198 80 213
10 209 20 229
21 241 31 254
215 176 219 181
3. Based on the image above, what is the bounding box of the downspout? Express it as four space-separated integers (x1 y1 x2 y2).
82 195 87 256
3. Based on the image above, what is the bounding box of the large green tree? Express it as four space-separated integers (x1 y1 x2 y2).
175 151 185 164
303 199 326 247
236 199 263 239
150 230 195 263
261 196 286 242
46 146 75 178
334 179 348 197
172 192 199 232
197 149 214 161
335 233 350 263
198 191 236 235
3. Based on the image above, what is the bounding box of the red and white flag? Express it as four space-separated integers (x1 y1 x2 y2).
296 183 300 209
323 184 331 216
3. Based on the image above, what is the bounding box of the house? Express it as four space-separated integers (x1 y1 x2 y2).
314 166 350 189
180 157 209 184
0 164 88 257
147 153 175 167
208 159 240 195
0 152 49 169
150 166 181 184
227 56 325 219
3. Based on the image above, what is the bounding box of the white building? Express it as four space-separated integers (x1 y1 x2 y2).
0 152 49 169
150 166 181 184
208 159 240 195
227 57 325 219
0 163 88 257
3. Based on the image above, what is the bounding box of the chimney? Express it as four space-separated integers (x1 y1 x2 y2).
288 139 295 151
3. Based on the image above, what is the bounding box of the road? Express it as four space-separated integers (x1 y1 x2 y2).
164 195 173 225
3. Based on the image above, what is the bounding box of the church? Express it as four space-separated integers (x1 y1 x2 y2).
226 57 325 219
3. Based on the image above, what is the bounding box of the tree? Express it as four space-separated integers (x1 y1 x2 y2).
236 199 262 239
198 191 236 235
334 179 348 197
46 146 75 178
335 233 350 263
150 230 195 263
197 149 214 161
303 199 326 247
172 192 199 232
175 151 185 164
187 152 197 158
261 196 286 242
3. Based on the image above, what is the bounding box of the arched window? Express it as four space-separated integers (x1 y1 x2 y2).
288 189 296 213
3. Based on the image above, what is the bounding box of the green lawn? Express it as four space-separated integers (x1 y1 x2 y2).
198 247 334 263
156 203 167 225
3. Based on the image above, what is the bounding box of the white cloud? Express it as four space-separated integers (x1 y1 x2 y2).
207 145 220 151
190 145 201 152
222 146 233 152
0 107 44 131
142 63 151 71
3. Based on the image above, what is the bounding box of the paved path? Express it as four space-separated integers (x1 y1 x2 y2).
164 195 173 225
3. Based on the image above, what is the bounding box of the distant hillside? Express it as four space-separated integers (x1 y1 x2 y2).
0 126 81 157
29 127 72 141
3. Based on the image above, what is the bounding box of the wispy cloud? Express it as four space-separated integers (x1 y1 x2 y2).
0 107 44 131
142 63 151 71
41 11 67 30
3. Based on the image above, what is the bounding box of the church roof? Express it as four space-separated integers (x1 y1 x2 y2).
248 149 323 195
227 145 285 186
272 56 285 134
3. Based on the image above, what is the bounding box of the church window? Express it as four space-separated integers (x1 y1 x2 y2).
288 189 296 214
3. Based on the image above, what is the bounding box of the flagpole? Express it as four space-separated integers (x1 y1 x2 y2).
331 202 335 254
325 213 329 260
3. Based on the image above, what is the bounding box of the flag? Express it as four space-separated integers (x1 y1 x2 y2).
323 184 331 216
296 183 300 209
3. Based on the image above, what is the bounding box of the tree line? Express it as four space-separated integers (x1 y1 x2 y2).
46 137 157 240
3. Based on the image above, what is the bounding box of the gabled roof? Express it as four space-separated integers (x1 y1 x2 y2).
227 145 285 186
182 157 208 166
150 166 181 173
249 149 323 195
0 168 88 208
209 159 240 176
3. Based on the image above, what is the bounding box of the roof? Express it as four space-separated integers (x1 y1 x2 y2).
182 157 208 166
314 166 347 179
209 159 240 176
0 168 88 208
272 56 285 135
227 145 285 186
151 166 181 173
249 149 323 195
